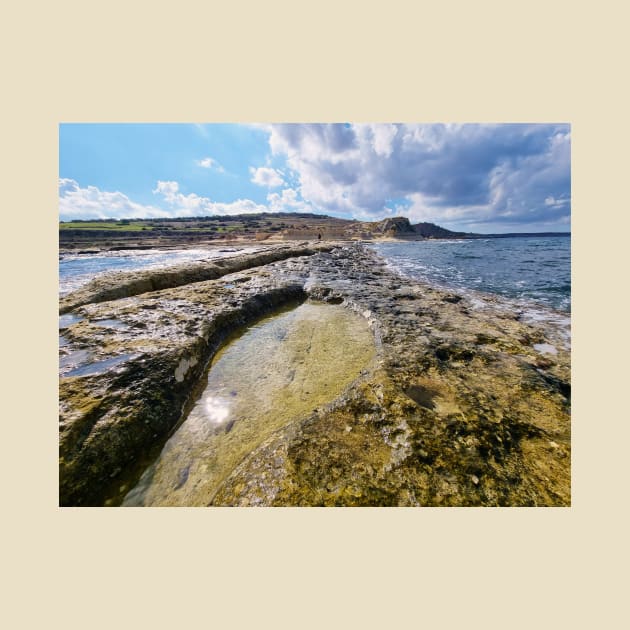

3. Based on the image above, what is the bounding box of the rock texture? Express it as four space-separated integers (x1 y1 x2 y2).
59 242 570 506
59 243 334 314
412 222 470 239
376 217 416 236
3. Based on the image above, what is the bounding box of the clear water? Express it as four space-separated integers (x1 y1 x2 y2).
59 313 84 329
59 350 140 377
58 247 261 296
371 237 571 313
122 302 375 507
63 353 141 378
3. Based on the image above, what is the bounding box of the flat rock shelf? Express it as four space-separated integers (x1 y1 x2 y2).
59 242 570 507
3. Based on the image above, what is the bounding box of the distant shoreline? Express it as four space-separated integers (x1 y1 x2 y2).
59 232 570 257
460 232 570 239
376 232 570 241
59 213 570 254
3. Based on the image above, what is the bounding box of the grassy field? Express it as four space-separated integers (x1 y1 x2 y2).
59 214 370 251
60 222 153 231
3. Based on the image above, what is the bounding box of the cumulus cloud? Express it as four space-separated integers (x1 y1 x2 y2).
153 181 313 216
266 188 314 213
59 178 170 220
153 180 267 215
249 166 285 187
59 179 313 221
196 157 225 173
59 124 571 231
59 178 269 220
264 123 571 230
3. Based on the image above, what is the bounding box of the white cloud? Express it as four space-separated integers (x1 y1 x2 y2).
60 176 321 221
269 123 359 165
249 166 285 187
262 123 571 230
59 178 270 220
153 180 180 201
59 178 170 220
266 188 314 213
153 180 268 216
196 157 225 173
60 124 570 231
545 195 570 208
355 123 398 158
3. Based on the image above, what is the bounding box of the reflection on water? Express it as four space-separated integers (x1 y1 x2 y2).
205 396 231 424
123 302 375 507
64 353 140 377
59 348 92 372
59 313 84 329
59 246 262 296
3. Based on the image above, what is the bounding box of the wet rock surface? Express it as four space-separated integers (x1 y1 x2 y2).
59 241 570 506
59 242 335 314
123 302 375 507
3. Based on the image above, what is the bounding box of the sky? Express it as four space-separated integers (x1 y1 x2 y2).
59 123 571 233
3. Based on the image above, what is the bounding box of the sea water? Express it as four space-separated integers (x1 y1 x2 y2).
58 246 261 296
370 236 571 313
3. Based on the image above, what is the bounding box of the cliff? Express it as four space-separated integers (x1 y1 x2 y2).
412 222 470 239
375 217 416 236
375 218 469 239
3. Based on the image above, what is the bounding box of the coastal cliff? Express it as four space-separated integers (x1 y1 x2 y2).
376 217 475 239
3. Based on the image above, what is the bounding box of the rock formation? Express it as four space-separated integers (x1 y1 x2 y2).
59 242 570 506
375 217 416 236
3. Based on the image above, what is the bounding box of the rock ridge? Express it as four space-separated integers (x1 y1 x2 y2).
59 242 335 314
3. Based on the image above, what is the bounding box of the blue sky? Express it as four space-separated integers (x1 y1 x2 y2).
59 123 570 233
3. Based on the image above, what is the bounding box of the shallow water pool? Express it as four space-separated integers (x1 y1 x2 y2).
123 301 375 506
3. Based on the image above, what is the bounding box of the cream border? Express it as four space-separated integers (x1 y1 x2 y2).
4 1 627 627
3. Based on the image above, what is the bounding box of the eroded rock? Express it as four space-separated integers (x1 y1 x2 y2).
59 241 570 506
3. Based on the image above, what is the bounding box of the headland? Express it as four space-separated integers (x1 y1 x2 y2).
59 213 569 254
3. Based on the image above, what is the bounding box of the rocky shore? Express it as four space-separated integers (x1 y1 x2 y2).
59 242 570 506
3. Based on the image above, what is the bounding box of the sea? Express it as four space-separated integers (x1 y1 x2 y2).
59 236 571 346
58 246 261 296
370 236 571 347
370 236 570 312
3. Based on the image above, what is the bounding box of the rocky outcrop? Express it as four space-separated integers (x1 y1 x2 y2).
59 280 309 506
412 222 470 239
59 242 570 506
375 217 466 239
59 243 334 314
376 217 416 236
